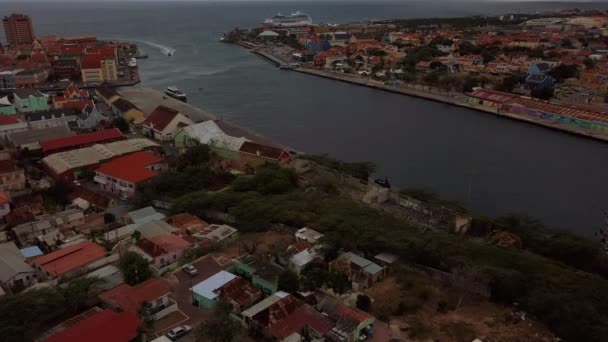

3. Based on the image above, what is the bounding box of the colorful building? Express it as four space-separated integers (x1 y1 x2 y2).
94 151 163 199
13 89 49 113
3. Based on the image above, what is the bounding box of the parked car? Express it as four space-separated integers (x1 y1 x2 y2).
182 264 198 276
166 325 192 341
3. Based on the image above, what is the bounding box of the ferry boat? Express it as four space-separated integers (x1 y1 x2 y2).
164 86 187 102
263 11 312 27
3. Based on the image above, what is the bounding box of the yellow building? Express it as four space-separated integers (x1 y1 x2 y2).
101 59 117 81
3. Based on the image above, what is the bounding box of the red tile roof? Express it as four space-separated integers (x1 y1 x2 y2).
41 128 124 154
165 213 209 232
219 277 261 307
289 240 311 254
95 151 161 183
99 278 171 314
33 241 106 277
0 116 19 125
142 105 179 131
239 141 288 160
60 44 85 56
81 53 101 69
270 304 334 339
62 99 95 112
43 309 140 342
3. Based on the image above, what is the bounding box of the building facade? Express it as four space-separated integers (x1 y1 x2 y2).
3 14 34 46
0 160 25 195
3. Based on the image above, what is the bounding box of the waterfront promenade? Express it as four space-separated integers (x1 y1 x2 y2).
249 47 608 144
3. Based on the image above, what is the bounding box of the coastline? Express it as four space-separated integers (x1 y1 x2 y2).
248 47 608 144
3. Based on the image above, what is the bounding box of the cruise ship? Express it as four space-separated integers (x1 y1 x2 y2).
263 11 312 27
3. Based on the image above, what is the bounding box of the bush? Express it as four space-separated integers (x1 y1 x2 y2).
356 294 372 312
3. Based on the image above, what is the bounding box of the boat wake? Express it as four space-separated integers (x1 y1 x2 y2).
132 39 176 56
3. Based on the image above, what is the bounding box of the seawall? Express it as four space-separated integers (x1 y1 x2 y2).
248 47 608 144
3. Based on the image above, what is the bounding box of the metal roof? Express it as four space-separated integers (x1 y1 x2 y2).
192 270 236 300
128 206 166 225
242 291 290 318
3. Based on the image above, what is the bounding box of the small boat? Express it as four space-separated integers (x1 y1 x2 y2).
165 86 187 102
128 58 137 67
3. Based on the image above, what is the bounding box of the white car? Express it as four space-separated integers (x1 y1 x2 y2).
182 264 198 276
166 325 192 341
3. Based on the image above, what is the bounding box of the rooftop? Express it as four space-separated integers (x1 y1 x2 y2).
219 276 261 307
136 220 177 239
192 270 237 300
269 303 334 340
142 105 180 131
164 213 209 233
128 206 166 225
96 86 120 101
112 98 140 113
95 151 161 183
242 291 290 318
239 141 288 160
43 309 140 342
0 160 21 174
8 125 74 148
193 224 238 243
0 242 34 283
40 128 124 154
33 241 106 277
13 89 46 99
99 278 171 313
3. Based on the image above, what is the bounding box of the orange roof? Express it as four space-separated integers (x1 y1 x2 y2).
165 213 209 231
95 151 161 183
149 234 192 252
99 278 171 314
33 241 106 277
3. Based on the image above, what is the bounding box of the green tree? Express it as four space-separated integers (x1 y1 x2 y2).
356 294 372 312
328 272 350 294
119 251 152 286
195 303 243 342
278 270 300 293
60 277 103 312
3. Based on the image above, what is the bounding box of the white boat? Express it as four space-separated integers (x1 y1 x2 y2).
164 86 187 102
128 58 137 67
263 11 312 27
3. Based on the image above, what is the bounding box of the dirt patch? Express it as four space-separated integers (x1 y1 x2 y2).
363 267 553 342
211 230 294 262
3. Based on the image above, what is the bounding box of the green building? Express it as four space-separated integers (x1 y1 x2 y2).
13 89 49 113
191 270 237 309
0 97 16 115
232 255 282 295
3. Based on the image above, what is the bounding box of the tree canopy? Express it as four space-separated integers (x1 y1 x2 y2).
119 251 152 286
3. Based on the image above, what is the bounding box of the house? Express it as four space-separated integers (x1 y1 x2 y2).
69 185 117 209
142 105 194 141
289 249 318 275
243 293 334 341
373 253 398 267
128 206 166 225
218 276 262 313
0 192 10 219
84 264 124 291
0 242 36 290
51 58 79 80
96 86 120 107
13 89 49 113
330 252 384 290
80 53 117 83
232 254 283 295
164 213 209 234
192 270 237 308
77 105 107 129
42 138 160 182
525 73 556 89
26 108 78 130
12 209 84 246
94 151 163 199
0 116 27 139
40 128 125 155
316 296 375 342
0 96 16 115
239 141 291 167
32 241 106 279
286 240 311 255
112 98 145 124
0 160 26 195
15 69 49 88
191 224 238 245
174 119 250 158
133 234 192 269
295 227 324 245
103 224 136 242
43 308 140 342
99 278 177 320
528 62 552 76
7 125 74 151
